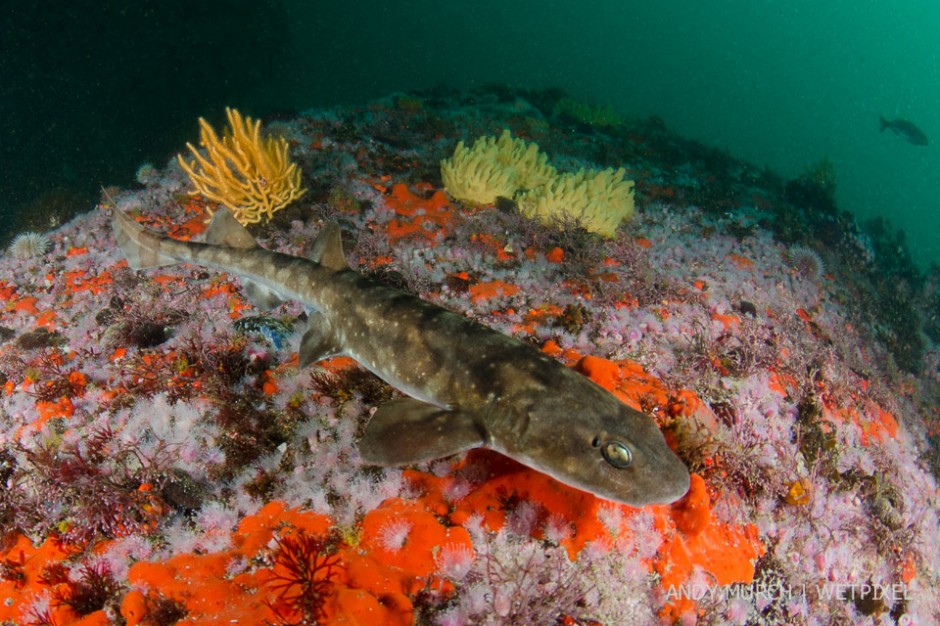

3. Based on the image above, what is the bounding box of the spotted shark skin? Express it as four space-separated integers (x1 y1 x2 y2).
112 208 690 506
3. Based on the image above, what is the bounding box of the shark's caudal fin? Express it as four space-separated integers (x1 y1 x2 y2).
112 209 178 270
113 206 258 270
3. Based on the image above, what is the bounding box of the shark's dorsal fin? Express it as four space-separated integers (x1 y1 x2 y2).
204 208 280 307
205 208 259 249
299 312 343 367
359 398 487 465
309 222 347 271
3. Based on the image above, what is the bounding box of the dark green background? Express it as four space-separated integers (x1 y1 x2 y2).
2 1 938 268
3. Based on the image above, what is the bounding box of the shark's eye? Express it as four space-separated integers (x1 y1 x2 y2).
601 440 633 468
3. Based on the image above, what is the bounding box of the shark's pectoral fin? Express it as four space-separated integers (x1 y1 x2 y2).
359 398 487 466
299 312 343 367
205 208 259 249
308 222 348 271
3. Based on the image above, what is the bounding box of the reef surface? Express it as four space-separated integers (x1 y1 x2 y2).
0 87 938 625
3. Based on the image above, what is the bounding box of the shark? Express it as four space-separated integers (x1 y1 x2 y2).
112 207 690 506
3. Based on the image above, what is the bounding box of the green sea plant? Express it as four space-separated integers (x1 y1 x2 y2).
552 96 622 128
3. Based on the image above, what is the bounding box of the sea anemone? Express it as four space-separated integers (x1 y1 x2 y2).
377 519 412 552
135 161 160 185
8 231 51 259
435 543 475 581
786 245 825 281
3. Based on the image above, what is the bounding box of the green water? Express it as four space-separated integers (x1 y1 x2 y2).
3 0 938 269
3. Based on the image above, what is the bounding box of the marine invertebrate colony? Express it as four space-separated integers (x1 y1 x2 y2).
441 129 634 237
266 530 340 624
516 167 635 238
177 107 307 224
440 129 556 205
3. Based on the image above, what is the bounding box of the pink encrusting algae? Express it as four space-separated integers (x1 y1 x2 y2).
0 88 938 625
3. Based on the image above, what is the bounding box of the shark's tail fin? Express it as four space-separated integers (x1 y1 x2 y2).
879 115 889 132
112 209 178 270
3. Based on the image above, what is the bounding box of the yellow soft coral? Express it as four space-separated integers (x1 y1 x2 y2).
177 108 306 224
515 167 635 238
442 129 635 237
440 130 556 205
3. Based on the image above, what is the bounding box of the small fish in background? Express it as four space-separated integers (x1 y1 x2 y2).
879 115 929 146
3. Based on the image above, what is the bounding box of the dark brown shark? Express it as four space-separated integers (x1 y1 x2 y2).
112 207 690 506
